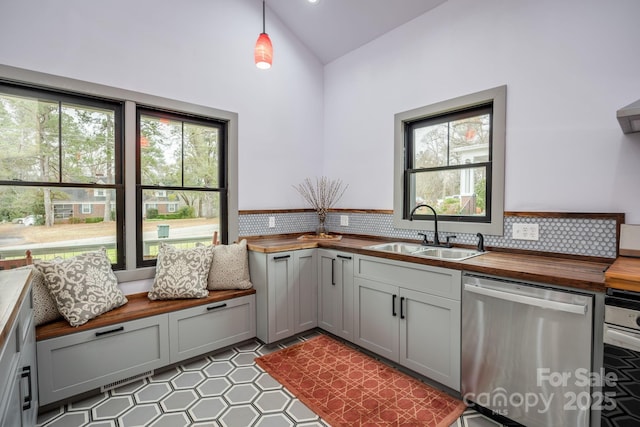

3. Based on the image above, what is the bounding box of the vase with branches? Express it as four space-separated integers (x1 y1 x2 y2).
293 177 348 236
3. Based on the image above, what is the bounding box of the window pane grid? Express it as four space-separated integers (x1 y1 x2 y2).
0 84 124 268
405 105 492 220
137 108 226 267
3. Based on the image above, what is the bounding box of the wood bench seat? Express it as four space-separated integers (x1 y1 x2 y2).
36 288 256 341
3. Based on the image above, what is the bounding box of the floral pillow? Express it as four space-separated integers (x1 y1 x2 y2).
148 243 214 300
207 239 252 290
34 249 127 327
30 266 64 326
17 265 63 326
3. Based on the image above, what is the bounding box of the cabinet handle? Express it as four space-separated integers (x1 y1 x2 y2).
207 303 227 311
21 366 32 411
392 294 397 317
337 254 352 260
400 297 405 319
95 326 124 337
331 259 336 285
273 255 290 260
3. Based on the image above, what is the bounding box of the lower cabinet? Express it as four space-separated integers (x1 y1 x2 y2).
353 254 462 391
0 270 38 427
317 250 354 341
169 295 255 363
37 314 170 406
250 249 318 343
38 293 258 407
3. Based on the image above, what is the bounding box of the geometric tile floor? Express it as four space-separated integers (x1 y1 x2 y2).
36 330 504 427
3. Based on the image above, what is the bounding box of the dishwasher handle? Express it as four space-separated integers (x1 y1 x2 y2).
464 283 587 315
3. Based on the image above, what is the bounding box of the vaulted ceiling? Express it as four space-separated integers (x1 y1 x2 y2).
267 0 447 64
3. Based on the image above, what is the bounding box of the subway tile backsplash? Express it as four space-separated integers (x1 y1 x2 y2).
239 212 618 259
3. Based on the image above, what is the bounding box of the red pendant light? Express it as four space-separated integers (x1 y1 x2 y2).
255 1 272 69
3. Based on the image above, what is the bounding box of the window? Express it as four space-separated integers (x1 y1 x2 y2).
137 108 227 267
0 64 238 279
0 83 124 267
81 203 92 214
394 86 506 236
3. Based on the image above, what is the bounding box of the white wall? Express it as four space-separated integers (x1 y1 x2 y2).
323 0 640 222
0 0 324 210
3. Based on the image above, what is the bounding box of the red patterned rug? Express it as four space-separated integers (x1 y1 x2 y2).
255 334 466 427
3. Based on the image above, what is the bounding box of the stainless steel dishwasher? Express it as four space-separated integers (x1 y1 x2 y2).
462 273 594 427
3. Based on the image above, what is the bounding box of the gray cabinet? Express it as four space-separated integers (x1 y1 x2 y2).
353 254 461 390
0 270 37 427
249 249 318 343
353 277 398 360
37 314 170 406
317 249 354 341
169 295 255 363
293 249 318 334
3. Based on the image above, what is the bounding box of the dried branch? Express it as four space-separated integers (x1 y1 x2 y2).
293 177 348 219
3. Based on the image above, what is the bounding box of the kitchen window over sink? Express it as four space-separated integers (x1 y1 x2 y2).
393 86 506 236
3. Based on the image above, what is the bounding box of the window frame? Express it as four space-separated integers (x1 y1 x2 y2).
0 81 126 268
404 104 493 224
135 107 228 268
393 86 506 236
0 64 239 281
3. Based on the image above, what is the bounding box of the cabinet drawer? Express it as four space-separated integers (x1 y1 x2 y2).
355 255 461 300
169 295 256 363
0 327 19 423
37 314 169 406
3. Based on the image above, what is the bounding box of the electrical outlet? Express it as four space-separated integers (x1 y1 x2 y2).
268 216 275 228
512 223 539 240
340 215 349 226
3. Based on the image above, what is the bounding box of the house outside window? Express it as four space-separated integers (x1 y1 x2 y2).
1 64 238 278
394 86 506 236
0 82 124 267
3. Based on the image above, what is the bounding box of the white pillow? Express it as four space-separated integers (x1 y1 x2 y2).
207 239 252 290
34 249 127 327
148 243 214 300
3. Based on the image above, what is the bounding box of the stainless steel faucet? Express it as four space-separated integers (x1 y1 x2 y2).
409 203 451 247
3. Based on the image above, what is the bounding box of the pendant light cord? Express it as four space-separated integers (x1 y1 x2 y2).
262 0 266 34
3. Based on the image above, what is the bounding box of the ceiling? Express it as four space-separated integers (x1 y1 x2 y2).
267 0 447 64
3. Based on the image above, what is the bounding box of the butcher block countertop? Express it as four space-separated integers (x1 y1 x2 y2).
246 235 611 293
604 256 640 292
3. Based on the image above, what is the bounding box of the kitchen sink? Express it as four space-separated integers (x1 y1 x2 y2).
364 242 486 261
413 247 485 261
364 242 423 254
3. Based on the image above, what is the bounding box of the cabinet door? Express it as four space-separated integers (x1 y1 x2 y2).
399 288 461 391
294 249 318 334
0 366 21 427
336 253 354 341
353 277 399 362
267 253 295 342
317 249 339 335
19 316 37 426
318 250 354 340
